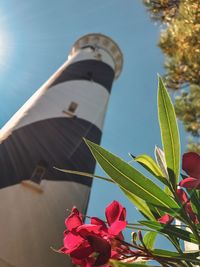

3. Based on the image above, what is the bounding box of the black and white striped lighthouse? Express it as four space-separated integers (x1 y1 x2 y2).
0 33 123 267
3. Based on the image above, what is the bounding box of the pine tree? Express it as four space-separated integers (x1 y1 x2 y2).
175 85 200 153
143 0 200 153
143 0 180 22
159 0 200 89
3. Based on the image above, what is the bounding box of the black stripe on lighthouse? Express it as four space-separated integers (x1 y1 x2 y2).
50 60 115 93
0 117 101 189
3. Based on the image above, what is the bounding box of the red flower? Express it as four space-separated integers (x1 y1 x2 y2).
60 201 127 266
179 152 200 189
176 188 198 224
158 214 173 224
157 188 198 224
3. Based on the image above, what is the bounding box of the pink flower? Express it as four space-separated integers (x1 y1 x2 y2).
60 201 127 266
179 152 200 189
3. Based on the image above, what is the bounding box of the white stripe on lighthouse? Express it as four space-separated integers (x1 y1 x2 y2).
13 80 110 131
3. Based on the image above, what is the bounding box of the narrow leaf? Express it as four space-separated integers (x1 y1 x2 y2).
54 168 112 183
140 220 199 244
111 261 153 267
154 147 174 196
188 189 200 222
85 139 180 216
143 232 157 250
152 249 200 264
122 189 156 220
132 153 169 186
154 146 168 178
158 77 180 187
146 203 162 218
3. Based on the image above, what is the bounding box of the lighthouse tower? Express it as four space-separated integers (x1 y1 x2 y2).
0 34 123 267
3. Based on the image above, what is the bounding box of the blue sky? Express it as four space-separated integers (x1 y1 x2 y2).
0 0 187 245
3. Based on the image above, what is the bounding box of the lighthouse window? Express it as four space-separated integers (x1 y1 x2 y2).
30 161 47 184
68 101 78 113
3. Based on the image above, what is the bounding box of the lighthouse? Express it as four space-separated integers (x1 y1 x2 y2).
0 33 123 267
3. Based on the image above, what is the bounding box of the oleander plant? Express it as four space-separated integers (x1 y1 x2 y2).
57 77 200 267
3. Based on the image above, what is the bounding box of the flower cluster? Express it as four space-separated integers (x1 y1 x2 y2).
59 152 200 266
158 152 200 224
60 201 129 266
60 201 152 266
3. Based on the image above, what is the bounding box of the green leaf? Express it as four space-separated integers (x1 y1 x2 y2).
146 203 162 219
140 220 199 244
188 189 200 223
154 146 168 179
111 250 200 266
143 232 157 250
111 261 151 267
54 168 113 183
152 249 200 264
85 139 180 216
158 76 180 187
132 154 169 186
164 185 173 197
122 189 156 220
